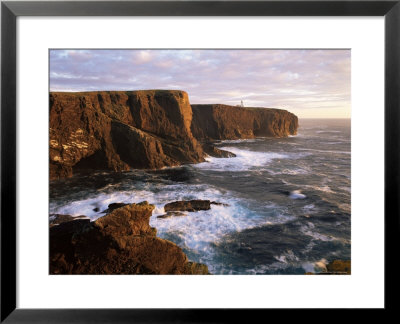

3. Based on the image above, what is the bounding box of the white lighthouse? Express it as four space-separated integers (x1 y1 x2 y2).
236 100 244 107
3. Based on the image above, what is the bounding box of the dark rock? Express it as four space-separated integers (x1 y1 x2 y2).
49 214 89 227
163 200 228 213
101 202 129 214
157 211 187 219
164 200 212 212
202 144 236 158
50 202 208 274
93 207 100 212
210 201 230 207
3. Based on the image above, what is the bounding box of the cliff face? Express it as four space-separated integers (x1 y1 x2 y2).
49 90 204 180
50 202 209 274
50 91 299 179
191 104 298 141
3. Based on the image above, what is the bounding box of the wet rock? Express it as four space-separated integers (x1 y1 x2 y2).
202 144 236 158
49 214 89 227
164 200 212 212
50 202 208 274
157 211 187 219
163 200 228 213
101 202 129 214
210 201 230 207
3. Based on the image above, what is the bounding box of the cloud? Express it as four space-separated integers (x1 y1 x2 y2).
50 49 351 118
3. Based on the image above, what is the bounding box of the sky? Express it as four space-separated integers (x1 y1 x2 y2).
50 49 351 118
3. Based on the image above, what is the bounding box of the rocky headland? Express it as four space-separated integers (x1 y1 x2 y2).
50 202 209 274
50 90 298 180
191 104 298 141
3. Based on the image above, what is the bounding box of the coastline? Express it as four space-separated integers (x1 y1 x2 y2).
49 91 350 275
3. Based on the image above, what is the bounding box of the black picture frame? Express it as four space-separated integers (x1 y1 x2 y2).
1 0 399 322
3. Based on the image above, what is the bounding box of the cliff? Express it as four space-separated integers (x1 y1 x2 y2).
50 202 209 274
191 104 298 141
50 90 204 180
50 91 298 179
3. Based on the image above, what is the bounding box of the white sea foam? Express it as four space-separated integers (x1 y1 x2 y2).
300 222 335 242
314 258 328 271
298 148 351 155
50 190 156 219
150 197 289 270
315 130 341 134
50 181 291 265
312 185 334 194
289 190 307 199
301 258 328 273
339 186 351 193
338 203 351 213
194 147 289 172
268 167 309 176
274 250 299 264
217 138 262 144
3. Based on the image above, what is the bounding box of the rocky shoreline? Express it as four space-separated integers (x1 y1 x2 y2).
50 202 209 274
50 199 350 275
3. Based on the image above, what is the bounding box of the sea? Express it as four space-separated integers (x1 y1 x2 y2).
49 119 351 274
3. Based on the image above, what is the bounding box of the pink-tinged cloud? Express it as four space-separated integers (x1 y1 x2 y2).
50 49 350 118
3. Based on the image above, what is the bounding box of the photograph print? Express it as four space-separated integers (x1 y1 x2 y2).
49 49 351 275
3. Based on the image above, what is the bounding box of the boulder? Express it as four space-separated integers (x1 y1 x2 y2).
163 200 227 212
164 200 212 212
101 202 129 214
202 144 236 158
157 211 187 219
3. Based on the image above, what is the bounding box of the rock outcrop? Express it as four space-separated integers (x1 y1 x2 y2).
50 202 209 274
326 260 351 274
163 199 227 213
191 104 298 141
50 90 205 180
305 260 351 275
49 214 89 227
202 144 237 158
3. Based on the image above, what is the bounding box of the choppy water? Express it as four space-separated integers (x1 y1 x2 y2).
50 119 351 274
